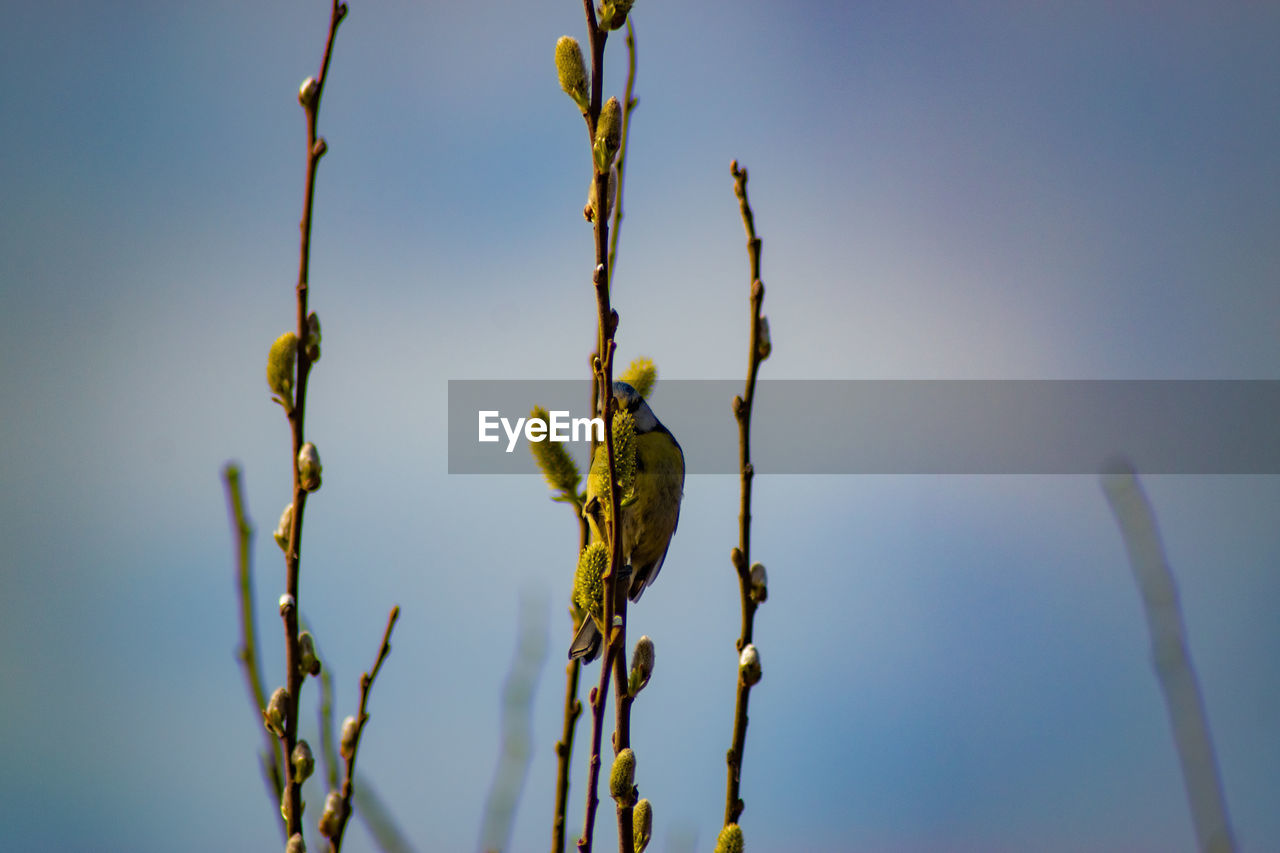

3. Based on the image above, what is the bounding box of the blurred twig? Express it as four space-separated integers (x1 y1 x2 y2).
480 589 550 853
222 463 286 810
1102 461 1236 853
354 774 417 853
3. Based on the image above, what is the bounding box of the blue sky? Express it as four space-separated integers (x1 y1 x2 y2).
1 2 1278 851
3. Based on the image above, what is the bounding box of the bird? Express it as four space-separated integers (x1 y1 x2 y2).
569 381 684 662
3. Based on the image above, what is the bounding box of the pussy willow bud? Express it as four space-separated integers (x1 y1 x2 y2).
597 0 635 31
586 165 618 223
629 635 655 694
530 405 581 495
286 832 306 853
297 442 322 492
267 332 298 408
298 631 321 677
279 594 295 616
593 97 622 172
340 715 359 759
279 789 304 824
274 503 294 552
292 740 315 783
305 312 321 362
612 409 637 504
264 687 289 737
619 357 656 400
633 799 653 853
298 77 319 107
555 36 590 113
739 644 762 687
749 562 768 603
574 542 608 623
609 748 636 805
318 791 344 839
714 823 744 853
756 315 772 361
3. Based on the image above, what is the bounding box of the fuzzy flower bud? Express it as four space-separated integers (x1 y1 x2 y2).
597 0 635 31
274 503 294 552
292 740 315 783
574 541 608 623
279 789 304 824
340 715 359 760
749 562 768 603
286 833 306 853
264 687 289 737
612 408 637 505
609 748 636 805
305 312 322 362
756 315 772 361
555 36 590 113
633 799 653 853
593 96 622 172
585 166 617 223
619 357 656 400
739 644 762 687
298 76 318 108
530 406 581 495
298 631 321 677
267 332 299 408
714 824 744 853
629 635 655 694
318 790 345 839
279 594 295 616
298 442 322 492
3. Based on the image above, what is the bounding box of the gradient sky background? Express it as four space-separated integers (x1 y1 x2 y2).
2 2 1278 851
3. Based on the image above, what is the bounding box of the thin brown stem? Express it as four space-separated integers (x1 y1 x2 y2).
329 606 401 852
553 658 583 853
611 612 634 853
280 0 347 837
606 19 637 280
578 640 619 853
223 464 285 809
575 7 631 849
553 475 592 853
724 160 767 829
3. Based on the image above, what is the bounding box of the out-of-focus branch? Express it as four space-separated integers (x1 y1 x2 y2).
1102 461 1236 853
223 463 285 809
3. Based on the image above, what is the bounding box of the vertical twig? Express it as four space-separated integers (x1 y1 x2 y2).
223 464 286 809
723 160 767 829
572 3 633 851
1102 463 1236 853
553 658 584 853
328 606 401 852
606 19 637 281
279 0 348 838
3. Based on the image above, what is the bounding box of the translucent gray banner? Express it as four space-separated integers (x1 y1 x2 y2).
447 380 1280 474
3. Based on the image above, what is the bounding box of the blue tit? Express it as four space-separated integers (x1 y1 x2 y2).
570 381 685 662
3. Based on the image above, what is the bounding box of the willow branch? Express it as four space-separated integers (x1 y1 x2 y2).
329 606 401 852
223 463 285 809
553 657 583 853
278 0 347 838
574 5 629 851
1102 464 1236 853
724 160 766 828
606 19 637 280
